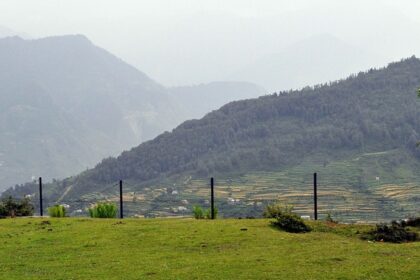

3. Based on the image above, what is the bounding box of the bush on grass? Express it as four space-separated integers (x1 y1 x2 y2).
192 206 204 219
263 203 294 219
205 207 218 219
264 203 311 233
0 196 34 217
192 205 218 219
363 222 418 243
325 212 338 224
401 217 420 228
0 204 6 218
48 205 66 217
88 202 117 218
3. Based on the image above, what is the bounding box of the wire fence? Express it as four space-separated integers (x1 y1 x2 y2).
27 173 420 223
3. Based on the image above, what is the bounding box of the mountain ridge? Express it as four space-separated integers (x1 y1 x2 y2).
0 34 265 191
6 56 418 201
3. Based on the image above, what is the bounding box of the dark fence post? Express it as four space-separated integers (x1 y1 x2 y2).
39 177 43 217
119 180 123 219
210 177 215 219
313 172 318 220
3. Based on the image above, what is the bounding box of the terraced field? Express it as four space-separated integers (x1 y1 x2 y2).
42 150 419 222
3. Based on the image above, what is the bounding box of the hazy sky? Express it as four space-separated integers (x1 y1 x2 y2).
1 0 420 87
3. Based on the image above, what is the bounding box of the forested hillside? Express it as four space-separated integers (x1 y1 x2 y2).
85 57 420 184
6 57 419 206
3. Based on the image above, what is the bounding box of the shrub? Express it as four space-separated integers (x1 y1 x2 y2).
0 196 34 217
263 203 293 219
264 203 311 233
272 212 312 233
192 206 218 219
0 204 6 218
88 202 117 218
401 217 420 228
48 205 66 217
363 222 418 243
325 212 338 224
192 206 204 219
205 207 218 219
17 197 34 216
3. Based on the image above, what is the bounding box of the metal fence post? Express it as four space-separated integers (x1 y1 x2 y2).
119 180 123 219
313 173 318 220
211 177 215 219
39 177 43 217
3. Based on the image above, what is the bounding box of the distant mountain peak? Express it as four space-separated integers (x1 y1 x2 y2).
0 25 30 39
39 34 92 44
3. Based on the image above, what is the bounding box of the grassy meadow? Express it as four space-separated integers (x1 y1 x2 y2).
0 218 419 279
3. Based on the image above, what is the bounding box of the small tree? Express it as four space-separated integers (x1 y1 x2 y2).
0 203 6 218
17 197 34 216
2 196 18 217
0 196 34 217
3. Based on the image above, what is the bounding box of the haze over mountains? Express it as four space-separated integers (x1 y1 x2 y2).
168 82 265 120
0 35 265 191
3 1 420 88
0 25 29 39
22 3 415 88
230 34 385 91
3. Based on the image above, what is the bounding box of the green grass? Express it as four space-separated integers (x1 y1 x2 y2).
0 218 419 279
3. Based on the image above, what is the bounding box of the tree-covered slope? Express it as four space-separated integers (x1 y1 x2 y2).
32 57 420 200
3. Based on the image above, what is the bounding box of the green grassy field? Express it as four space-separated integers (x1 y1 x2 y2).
0 218 419 279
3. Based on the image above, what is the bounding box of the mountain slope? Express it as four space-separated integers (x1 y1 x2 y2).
0 35 181 190
10 56 418 212
0 35 266 191
85 57 420 185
